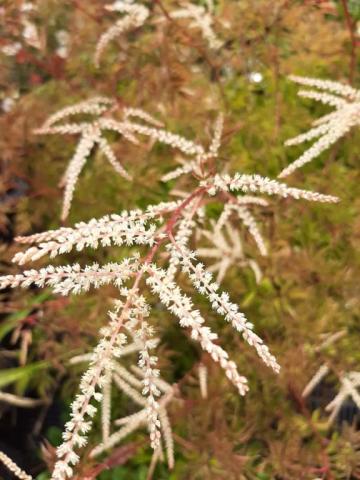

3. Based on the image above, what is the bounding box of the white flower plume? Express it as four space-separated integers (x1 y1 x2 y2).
279 75 360 178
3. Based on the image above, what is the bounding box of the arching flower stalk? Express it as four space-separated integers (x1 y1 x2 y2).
34 97 207 220
166 199 199 282
51 282 144 479
94 2 150 67
126 301 162 449
279 75 360 178
202 173 338 203
215 198 269 257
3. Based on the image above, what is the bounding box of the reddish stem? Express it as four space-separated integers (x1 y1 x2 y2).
71 0 101 24
165 186 208 235
340 0 357 84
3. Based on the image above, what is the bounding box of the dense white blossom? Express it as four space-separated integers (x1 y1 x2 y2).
13 213 158 264
35 97 207 219
34 98 139 220
52 307 128 480
166 204 197 281
170 247 279 372
0 259 139 294
204 173 339 203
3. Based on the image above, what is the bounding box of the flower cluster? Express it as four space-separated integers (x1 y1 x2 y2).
52 286 142 479
34 99 165 220
69 305 175 469
125 301 162 450
0 259 139 295
215 199 268 257
146 264 250 396
170 247 280 372
279 75 360 178
204 173 339 203
13 212 158 264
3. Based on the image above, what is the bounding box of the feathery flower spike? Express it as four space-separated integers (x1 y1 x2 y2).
146 264 250 396
94 2 149 67
0 451 32 480
204 173 339 203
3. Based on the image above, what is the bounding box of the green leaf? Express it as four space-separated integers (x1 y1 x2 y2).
36 473 50 480
256 474 271 480
240 291 256 308
349 0 360 20
0 361 49 390
0 311 29 341
28 291 52 305
0 292 52 341
46 426 63 446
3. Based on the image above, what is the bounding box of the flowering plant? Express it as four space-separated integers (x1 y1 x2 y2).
0 1 357 479
0 97 339 478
